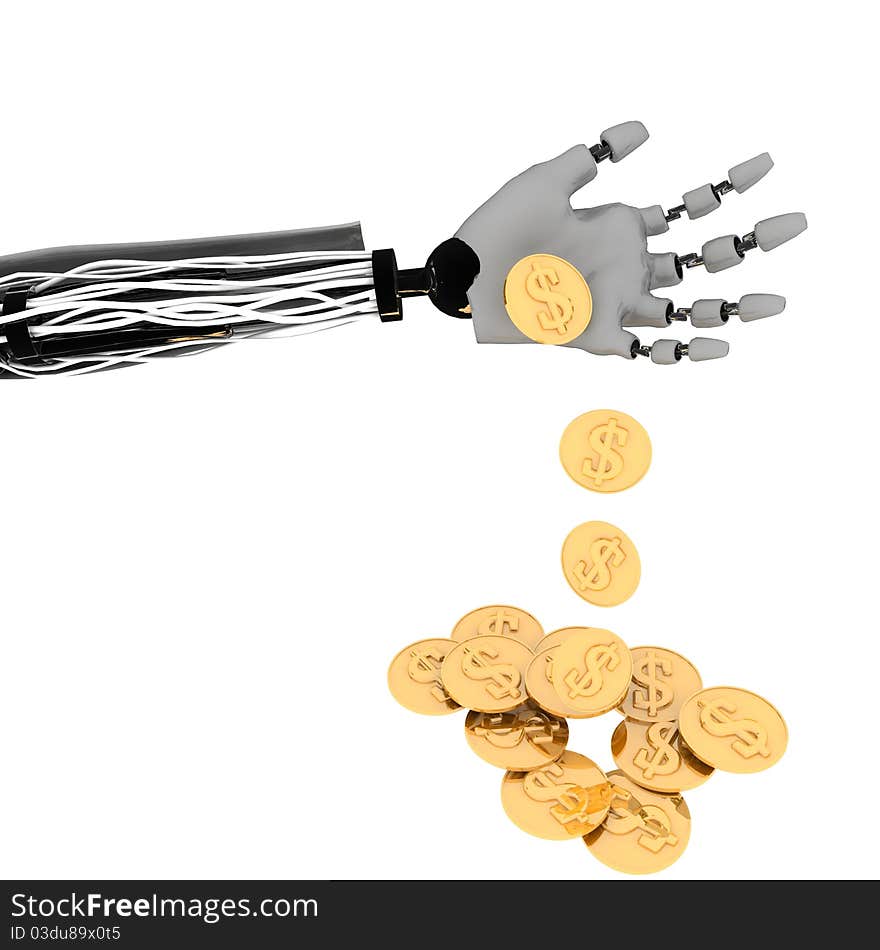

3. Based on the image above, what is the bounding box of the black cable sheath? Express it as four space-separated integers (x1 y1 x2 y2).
0 222 365 281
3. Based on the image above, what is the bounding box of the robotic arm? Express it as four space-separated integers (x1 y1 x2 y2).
0 121 806 378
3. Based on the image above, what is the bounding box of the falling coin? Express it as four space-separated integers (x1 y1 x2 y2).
387 638 461 715
618 646 703 723
440 635 534 714
501 751 611 840
560 409 652 493
551 627 633 718
561 520 641 607
465 702 568 770
503 253 592 345
584 771 690 874
678 686 788 774
611 718 713 793
450 604 544 651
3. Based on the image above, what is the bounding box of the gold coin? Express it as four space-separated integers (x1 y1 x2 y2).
524 646 584 719
611 718 713 793
503 253 592 345
450 604 544 651
440 635 534 713
560 409 652 493
387 638 461 715
584 771 690 874
465 702 568 770
561 520 641 607
551 627 633 718
619 646 703 723
501 751 611 840
678 686 788 774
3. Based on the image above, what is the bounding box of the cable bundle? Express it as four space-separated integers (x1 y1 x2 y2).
0 250 378 377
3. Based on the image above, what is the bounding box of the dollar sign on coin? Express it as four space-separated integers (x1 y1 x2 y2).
441 635 534 713
551 629 632 717
584 772 690 874
611 718 713 794
407 648 449 704
585 418 627 486
478 609 519 638
564 642 620 699
631 649 674 719
698 699 770 759
632 722 680 780
387 638 460 716
461 645 522 701
525 263 574 335
474 710 559 750
474 711 529 749
523 647 581 719
523 765 595 830
562 521 640 607
621 647 702 723
502 752 611 840
504 254 592 345
678 687 787 774
575 537 626 591
465 703 569 770
559 410 652 494
604 788 679 854
524 764 576 801
450 605 544 650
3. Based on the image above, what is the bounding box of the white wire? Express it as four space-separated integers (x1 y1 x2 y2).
0 250 372 293
19 286 377 333
0 250 378 377
29 260 372 304
2 271 376 326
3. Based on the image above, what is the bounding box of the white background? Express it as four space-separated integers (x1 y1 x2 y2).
0 0 874 881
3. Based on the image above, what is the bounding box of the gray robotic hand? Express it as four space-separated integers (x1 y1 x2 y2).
454 121 806 363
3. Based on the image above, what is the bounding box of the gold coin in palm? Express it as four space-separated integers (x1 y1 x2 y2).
560 409 652 493
440 635 534 713
611 718 713 794
465 702 568 770
504 253 592 345
584 771 691 874
618 646 703 723
551 628 633 718
387 638 461 715
450 604 544 651
678 687 787 774
501 751 611 840
561 520 641 607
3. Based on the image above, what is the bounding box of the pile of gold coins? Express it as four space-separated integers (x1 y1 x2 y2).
387 410 787 874
388 608 787 874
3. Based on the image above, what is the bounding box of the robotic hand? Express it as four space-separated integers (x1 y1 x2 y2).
452 121 806 364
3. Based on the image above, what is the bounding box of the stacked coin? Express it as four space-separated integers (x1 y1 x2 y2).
389 606 787 874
